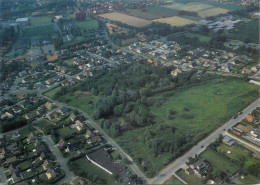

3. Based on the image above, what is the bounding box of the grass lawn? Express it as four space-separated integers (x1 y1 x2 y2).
44 86 62 99
18 161 31 170
201 148 240 176
35 119 56 134
19 126 33 137
217 143 251 162
76 18 99 31
62 91 97 118
165 175 183 184
185 33 210 42
239 174 260 184
69 157 116 184
57 127 78 138
176 169 201 184
64 58 74 66
23 24 56 37
31 16 52 26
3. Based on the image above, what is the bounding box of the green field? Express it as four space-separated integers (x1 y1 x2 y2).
45 89 97 117
64 58 74 66
165 175 183 184
76 18 99 31
201 148 240 176
150 80 258 142
217 143 252 162
176 169 201 184
23 24 56 37
125 6 179 20
69 157 116 184
228 19 259 43
185 33 210 42
35 119 56 134
31 16 52 26
57 127 78 138
239 174 260 184
116 80 258 177
44 86 62 99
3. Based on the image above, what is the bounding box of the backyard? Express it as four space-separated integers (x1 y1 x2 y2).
69 157 116 184
200 148 240 176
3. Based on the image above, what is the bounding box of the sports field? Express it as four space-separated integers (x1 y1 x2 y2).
153 16 197 26
22 24 56 37
99 12 152 27
76 18 99 30
31 16 52 26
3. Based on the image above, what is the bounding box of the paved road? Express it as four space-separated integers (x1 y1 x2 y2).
226 132 260 152
42 136 74 184
40 95 149 183
148 97 260 184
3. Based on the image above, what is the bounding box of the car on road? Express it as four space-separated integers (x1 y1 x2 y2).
201 145 204 148
223 129 226 131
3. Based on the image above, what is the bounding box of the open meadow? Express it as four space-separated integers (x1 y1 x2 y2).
116 79 259 177
98 12 152 27
153 16 197 26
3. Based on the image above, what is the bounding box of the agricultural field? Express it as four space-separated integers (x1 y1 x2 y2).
22 24 56 37
198 8 229 18
124 6 179 20
69 157 116 184
166 2 213 12
165 2 229 18
98 12 152 27
153 16 197 26
75 18 99 31
31 16 52 26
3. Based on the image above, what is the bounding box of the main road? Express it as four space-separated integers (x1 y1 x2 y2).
148 97 260 184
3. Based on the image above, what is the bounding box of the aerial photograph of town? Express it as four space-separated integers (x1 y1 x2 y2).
0 0 259 184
